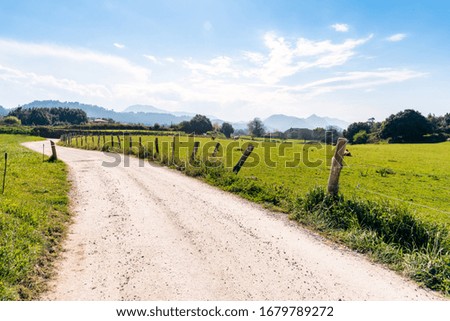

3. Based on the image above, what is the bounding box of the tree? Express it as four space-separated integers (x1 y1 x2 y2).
380 109 432 142
247 118 265 137
8 106 87 125
353 130 369 144
220 122 234 138
1 116 21 125
29 108 51 125
343 122 371 143
179 114 213 134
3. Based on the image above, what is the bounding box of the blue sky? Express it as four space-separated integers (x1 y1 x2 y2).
0 0 449 122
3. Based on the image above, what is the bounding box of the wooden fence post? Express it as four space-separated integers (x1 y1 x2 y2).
50 140 58 161
327 138 348 196
111 135 114 147
155 137 159 154
190 141 200 161
116 135 122 148
2 153 7 194
233 144 254 174
212 142 221 157
171 136 176 164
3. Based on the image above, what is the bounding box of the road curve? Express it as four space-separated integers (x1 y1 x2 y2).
23 140 441 300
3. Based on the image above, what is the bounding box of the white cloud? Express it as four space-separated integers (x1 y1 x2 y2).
0 34 426 121
254 32 373 84
113 43 125 49
143 54 158 63
0 64 111 97
184 56 240 78
386 33 407 42
0 39 149 81
331 23 349 32
284 69 425 97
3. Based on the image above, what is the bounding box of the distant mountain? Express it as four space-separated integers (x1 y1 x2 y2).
123 104 167 113
264 114 349 131
20 100 191 126
124 104 216 119
10 100 350 131
0 106 8 116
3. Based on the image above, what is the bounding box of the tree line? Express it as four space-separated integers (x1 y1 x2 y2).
7 107 88 126
344 109 450 144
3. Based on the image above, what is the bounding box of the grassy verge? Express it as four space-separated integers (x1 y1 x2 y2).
0 135 70 300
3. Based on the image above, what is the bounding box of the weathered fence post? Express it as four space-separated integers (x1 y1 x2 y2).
171 136 176 164
212 142 221 157
155 137 159 155
116 135 122 149
129 135 133 153
50 140 58 161
111 135 114 147
2 152 7 194
233 144 254 174
327 138 348 196
190 141 200 161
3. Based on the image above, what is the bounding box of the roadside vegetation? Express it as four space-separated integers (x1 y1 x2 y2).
0 135 70 300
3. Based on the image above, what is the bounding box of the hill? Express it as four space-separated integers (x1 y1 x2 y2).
0 105 8 116
20 100 191 126
264 114 349 131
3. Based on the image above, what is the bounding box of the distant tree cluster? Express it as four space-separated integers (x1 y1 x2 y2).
344 109 449 144
0 116 21 125
247 118 266 137
8 107 88 126
178 114 213 134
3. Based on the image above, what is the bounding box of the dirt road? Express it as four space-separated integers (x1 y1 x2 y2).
23 141 440 300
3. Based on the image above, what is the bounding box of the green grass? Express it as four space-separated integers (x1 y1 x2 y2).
61 133 450 294
62 134 450 226
0 135 70 300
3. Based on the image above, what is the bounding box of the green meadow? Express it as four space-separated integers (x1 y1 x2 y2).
0 135 70 300
65 134 450 227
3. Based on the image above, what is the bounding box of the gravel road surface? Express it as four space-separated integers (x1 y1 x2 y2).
23 141 441 300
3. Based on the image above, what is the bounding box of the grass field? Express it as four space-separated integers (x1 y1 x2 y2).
62 134 450 226
0 135 70 300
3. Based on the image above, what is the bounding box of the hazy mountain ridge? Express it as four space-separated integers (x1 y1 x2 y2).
5 100 349 130
0 106 8 116
264 114 349 131
20 100 191 125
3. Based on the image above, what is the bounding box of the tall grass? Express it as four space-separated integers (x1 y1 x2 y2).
0 135 70 300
